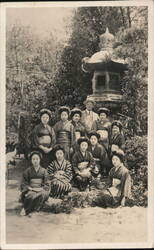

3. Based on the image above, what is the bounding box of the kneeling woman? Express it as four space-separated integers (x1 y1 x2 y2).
102 150 131 207
20 151 50 216
72 137 95 191
47 145 72 198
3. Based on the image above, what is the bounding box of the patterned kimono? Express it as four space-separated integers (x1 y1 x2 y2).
72 150 95 191
88 143 107 176
20 166 50 215
32 123 56 168
101 164 131 207
54 120 75 160
109 133 125 158
91 119 111 150
81 110 98 133
47 159 72 198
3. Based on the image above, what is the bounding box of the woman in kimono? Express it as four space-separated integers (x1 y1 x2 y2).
88 131 108 178
101 150 131 207
109 120 125 158
20 151 50 216
47 145 72 199
32 109 56 168
70 108 86 157
54 106 75 160
72 137 95 191
91 107 111 151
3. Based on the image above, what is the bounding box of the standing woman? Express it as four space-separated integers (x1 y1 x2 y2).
109 120 125 156
32 109 56 168
54 106 75 160
71 108 86 140
47 145 72 199
70 108 86 156
91 107 111 151
20 151 50 216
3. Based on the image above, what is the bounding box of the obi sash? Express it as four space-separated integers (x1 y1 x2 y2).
108 178 121 197
97 130 108 140
93 157 101 163
37 135 51 147
30 178 43 188
78 161 89 170
75 131 81 141
57 130 71 145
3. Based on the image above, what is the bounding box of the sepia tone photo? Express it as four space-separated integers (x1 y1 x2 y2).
0 1 154 249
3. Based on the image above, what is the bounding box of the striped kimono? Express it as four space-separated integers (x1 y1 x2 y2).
47 159 72 198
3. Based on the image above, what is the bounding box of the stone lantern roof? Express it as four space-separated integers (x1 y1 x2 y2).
99 27 115 50
82 27 128 73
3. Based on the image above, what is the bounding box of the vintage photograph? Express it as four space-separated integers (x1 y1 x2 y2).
0 0 154 249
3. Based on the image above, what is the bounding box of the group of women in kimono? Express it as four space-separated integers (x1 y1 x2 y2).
20 99 131 216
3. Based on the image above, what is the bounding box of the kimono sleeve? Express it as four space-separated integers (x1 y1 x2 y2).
43 169 50 191
32 125 40 148
100 145 107 162
70 123 76 147
64 161 73 181
47 161 55 180
105 169 113 188
53 122 59 136
118 134 125 149
120 170 131 199
50 127 56 147
72 153 80 175
88 152 95 169
20 169 30 193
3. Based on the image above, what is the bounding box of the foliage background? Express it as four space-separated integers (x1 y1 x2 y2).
6 6 148 207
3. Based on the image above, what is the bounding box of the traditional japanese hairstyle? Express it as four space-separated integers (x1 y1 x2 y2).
77 137 90 146
28 150 43 161
88 131 100 140
70 108 82 118
40 108 52 119
83 99 96 106
97 107 110 117
52 144 65 156
58 106 70 116
111 120 123 131
111 149 125 163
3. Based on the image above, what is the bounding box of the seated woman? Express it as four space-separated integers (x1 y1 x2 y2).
20 151 50 216
101 150 131 208
88 131 108 178
109 120 125 158
32 108 56 168
47 145 72 199
91 107 111 151
54 106 75 160
72 137 95 191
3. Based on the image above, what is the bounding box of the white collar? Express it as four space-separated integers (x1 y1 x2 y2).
86 109 92 113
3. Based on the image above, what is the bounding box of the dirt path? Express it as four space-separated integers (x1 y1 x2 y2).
6 184 147 244
5 161 148 244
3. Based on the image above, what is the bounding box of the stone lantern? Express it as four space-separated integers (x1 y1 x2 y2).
82 28 128 110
